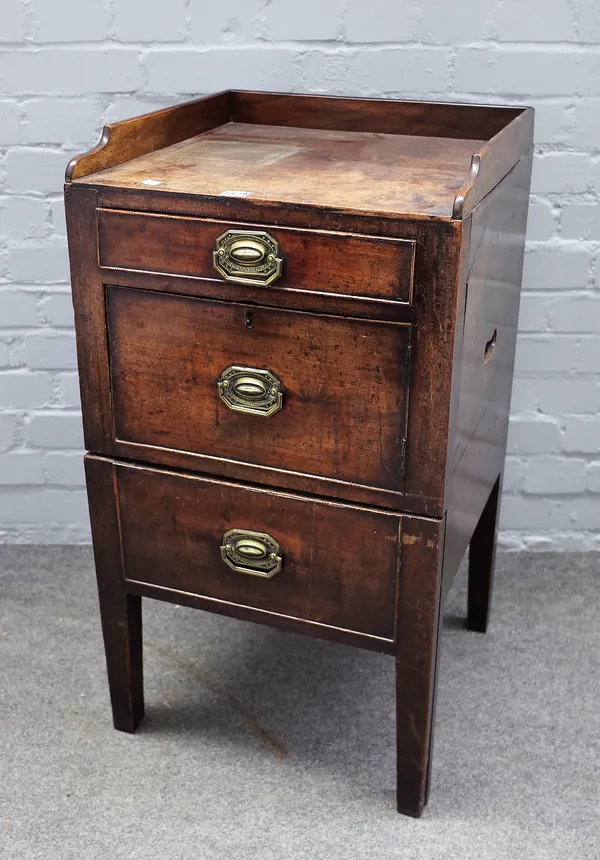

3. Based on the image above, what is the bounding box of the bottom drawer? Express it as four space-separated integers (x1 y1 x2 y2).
107 461 403 643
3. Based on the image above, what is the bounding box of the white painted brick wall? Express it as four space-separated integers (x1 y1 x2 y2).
0 0 599 548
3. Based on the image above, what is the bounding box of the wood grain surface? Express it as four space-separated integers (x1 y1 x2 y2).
231 91 525 141
107 286 410 493
70 90 532 221
66 91 534 817
66 91 231 181
99 208 415 303
64 186 113 452
395 515 445 817
80 122 485 219
115 460 402 640
443 151 532 603
85 455 144 733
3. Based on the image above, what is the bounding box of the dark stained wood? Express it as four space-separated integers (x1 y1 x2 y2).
452 172 526 471
82 122 485 219
395 516 445 817
64 186 113 452
468 476 501 633
453 107 535 218
232 90 526 143
90 188 463 517
101 267 416 324
91 182 451 229
66 91 231 182
65 91 534 817
70 91 532 221
78 206 463 517
115 460 401 641
403 221 462 512
84 455 144 733
126 578 395 655
111 439 433 516
442 151 532 604
107 287 410 497
99 209 415 304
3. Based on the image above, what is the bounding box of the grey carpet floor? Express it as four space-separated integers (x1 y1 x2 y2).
0 548 598 859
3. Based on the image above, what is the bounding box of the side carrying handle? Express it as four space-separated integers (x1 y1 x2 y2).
484 329 497 363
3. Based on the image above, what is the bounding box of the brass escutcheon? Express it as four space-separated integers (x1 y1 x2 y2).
217 365 283 417
221 529 283 578
213 230 283 286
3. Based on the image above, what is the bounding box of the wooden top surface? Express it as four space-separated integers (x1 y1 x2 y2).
76 121 486 218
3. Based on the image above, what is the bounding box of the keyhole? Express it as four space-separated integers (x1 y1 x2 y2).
245 311 254 331
484 329 497 363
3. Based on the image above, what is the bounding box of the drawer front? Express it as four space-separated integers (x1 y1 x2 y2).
107 286 411 495
115 462 401 641
99 209 415 304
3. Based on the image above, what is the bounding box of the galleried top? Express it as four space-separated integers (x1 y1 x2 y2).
67 91 534 221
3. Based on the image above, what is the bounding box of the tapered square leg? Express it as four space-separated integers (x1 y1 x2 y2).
97 591 144 732
467 475 501 633
396 518 444 817
85 455 145 733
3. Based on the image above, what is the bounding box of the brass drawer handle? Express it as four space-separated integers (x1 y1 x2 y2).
221 529 283 578
213 229 283 286
217 365 283 417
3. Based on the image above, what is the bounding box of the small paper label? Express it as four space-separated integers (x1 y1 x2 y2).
220 189 253 198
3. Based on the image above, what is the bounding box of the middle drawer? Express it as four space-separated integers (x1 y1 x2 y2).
107 286 411 499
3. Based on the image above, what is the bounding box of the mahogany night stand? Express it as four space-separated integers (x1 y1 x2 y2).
65 91 533 816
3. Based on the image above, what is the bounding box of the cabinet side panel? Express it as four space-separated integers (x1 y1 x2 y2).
65 185 113 453
443 150 533 597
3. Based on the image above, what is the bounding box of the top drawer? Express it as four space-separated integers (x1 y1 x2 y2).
98 210 415 305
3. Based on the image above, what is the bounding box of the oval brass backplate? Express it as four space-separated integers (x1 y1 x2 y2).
217 365 283 417
213 229 283 286
221 529 283 578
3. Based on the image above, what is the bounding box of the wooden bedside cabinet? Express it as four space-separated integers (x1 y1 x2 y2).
64 91 533 817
